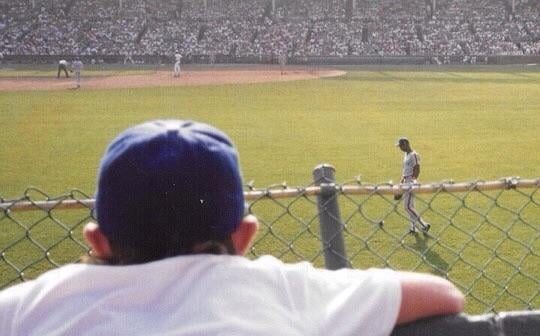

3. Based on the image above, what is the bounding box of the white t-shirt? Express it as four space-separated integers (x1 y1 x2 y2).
0 255 401 336
402 151 420 178
58 59 67 66
175 53 182 62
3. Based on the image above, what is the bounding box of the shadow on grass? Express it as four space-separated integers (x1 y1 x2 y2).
411 233 450 276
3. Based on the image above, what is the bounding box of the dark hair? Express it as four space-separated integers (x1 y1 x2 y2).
82 236 236 265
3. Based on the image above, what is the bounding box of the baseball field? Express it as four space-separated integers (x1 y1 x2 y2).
0 64 539 313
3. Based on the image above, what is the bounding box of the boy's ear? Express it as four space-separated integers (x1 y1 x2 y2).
231 215 259 256
83 222 113 259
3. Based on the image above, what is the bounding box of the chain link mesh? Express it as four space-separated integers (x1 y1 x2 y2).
1 178 538 314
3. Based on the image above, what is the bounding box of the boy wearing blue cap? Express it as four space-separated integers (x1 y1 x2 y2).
0 120 463 335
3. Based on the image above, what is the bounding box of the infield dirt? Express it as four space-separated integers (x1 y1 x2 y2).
0 68 345 91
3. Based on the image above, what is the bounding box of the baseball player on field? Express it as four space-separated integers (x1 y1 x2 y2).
57 59 69 78
395 137 431 234
71 58 83 89
278 52 287 75
173 51 182 77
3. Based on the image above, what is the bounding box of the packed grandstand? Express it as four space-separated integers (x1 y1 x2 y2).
0 0 538 59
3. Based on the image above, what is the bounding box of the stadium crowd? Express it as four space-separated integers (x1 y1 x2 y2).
0 0 538 58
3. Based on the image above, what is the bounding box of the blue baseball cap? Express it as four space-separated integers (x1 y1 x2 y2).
95 120 245 250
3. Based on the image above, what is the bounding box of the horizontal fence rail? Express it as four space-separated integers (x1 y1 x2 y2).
2 177 537 211
1 175 539 318
392 311 540 336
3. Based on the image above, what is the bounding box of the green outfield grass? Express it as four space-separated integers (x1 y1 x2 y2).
0 66 539 313
1 66 539 195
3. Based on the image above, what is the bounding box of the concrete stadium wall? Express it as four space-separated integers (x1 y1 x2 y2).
487 55 540 65
2 55 539 66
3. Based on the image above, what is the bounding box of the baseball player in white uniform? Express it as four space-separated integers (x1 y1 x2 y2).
173 51 182 77
278 52 287 75
396 137 430 234
71 58 83 89
57 59 69 78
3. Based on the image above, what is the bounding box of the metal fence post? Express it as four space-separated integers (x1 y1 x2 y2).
313 164 350 270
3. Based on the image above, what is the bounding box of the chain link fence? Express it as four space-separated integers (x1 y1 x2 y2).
1 170 538 316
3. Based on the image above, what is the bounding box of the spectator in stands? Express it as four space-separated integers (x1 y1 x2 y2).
0 119 464 335
2 0 538 60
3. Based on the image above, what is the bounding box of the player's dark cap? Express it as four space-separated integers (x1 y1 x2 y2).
95 120 245 249
395 137 409 146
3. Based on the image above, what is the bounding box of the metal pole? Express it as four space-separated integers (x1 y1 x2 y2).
313 164 350 270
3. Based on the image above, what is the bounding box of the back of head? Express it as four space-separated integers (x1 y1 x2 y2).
95 120 244 263
395 136 409 146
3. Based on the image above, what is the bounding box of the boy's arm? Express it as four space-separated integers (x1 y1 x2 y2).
397 271 465 324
